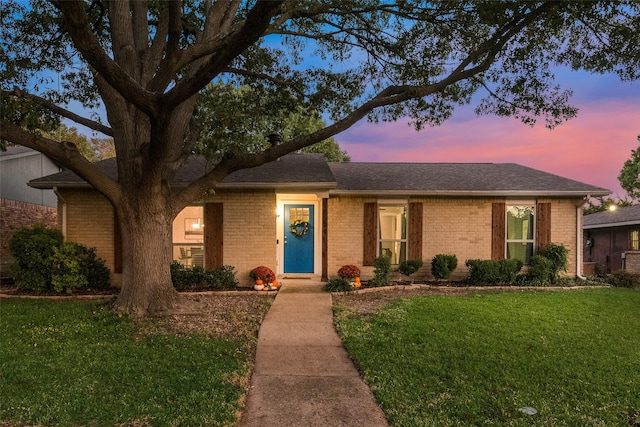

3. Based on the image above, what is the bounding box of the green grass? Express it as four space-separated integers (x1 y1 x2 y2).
335 289 640 426
0 299 256 426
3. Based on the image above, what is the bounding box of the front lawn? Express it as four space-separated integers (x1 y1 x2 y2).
334 288 640 426
0 297 271 426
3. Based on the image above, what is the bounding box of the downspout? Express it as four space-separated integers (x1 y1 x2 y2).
576 202 586 280
53 187 67 238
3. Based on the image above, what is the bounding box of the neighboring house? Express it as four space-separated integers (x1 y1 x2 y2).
0 146 60 207
29 154 609 287
1 147 61 277
583 204 640 274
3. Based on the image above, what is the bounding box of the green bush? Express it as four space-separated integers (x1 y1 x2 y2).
465 258 523 286
369 255 392 287
399 259 423 276
170 262 238 290
9 224 63 291
465 259 499 286
323 277 353 293
431 254 458 280
498 258 523 284
9 224 110 292
526 255 552 286
51 243 88 293
538 243 569 283
609 269 640 288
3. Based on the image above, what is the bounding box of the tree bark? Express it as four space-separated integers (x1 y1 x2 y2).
112 190 178 318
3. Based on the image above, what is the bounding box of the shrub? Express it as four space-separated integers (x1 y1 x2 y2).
431 254 457 279
8 224 110 292
9 224 64 291
465 258 523 286
323 277 353 293
498 258 523 284
465 259 500 286
399 259 424 276
170 262 238 290
609 269 640 288
337 264 361 280
538 243 569 283
369 255 392 287
526 255 552 286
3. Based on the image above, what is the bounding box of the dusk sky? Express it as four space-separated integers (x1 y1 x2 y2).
336 69 639 199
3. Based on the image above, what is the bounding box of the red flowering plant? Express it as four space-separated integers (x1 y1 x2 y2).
337 264 361 280
250 266 276 283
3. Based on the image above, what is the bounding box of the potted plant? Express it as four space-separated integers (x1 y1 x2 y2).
250 266 276 290
337 264 361 288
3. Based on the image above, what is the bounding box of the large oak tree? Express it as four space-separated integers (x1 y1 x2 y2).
1 1 638 317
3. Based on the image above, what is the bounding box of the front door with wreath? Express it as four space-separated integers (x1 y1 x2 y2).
284 204 314 273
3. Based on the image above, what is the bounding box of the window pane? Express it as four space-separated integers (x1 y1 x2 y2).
172 206 204 268
507 206 534 240
631 230 639 251
379 206 407 239
507 242 533 264
379 241 407 265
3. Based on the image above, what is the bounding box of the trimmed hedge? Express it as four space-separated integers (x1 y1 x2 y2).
170 262 238 290
465 258 523 286
431 254 458 279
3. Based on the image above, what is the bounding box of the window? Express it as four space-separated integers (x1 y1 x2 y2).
630 229 640 251
172 206 204 267
506 205 535 264
378 205 407 264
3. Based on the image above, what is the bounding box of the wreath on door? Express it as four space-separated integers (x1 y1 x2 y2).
289 219 309 237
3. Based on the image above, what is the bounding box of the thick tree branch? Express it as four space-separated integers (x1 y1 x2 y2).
162 1 285 109
3 90 113 137
51 0 158 117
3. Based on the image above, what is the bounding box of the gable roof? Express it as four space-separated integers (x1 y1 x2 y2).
583 204 640 229
328 162 609 197
29 153 610 197
28 153 337 191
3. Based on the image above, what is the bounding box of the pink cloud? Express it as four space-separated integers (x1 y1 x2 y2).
339 99 639 198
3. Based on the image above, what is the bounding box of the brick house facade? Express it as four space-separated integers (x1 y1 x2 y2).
30 154 609 287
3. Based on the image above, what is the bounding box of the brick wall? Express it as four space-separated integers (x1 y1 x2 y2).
326 196 581 281
0 198 58 277
327 196 375 278
547 198 580 276
624 251 640 274
60 189 120 285
207 190 277 287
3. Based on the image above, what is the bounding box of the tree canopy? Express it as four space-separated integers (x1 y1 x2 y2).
618 135 640 200
1 0 638 317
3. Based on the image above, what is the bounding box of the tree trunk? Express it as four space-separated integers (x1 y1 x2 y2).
112 191 178 319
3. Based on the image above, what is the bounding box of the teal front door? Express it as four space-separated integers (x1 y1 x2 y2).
284 204 314 273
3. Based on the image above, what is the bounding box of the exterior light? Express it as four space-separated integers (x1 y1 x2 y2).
608 205 617 212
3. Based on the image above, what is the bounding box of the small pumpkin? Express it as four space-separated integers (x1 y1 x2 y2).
255 279 263 285
272 280 279 288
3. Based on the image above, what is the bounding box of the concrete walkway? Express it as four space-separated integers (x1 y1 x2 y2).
240 280 389 427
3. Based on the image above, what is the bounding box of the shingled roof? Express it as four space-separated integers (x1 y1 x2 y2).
583 204 640 229
328 162 609 197
29 153 609 197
